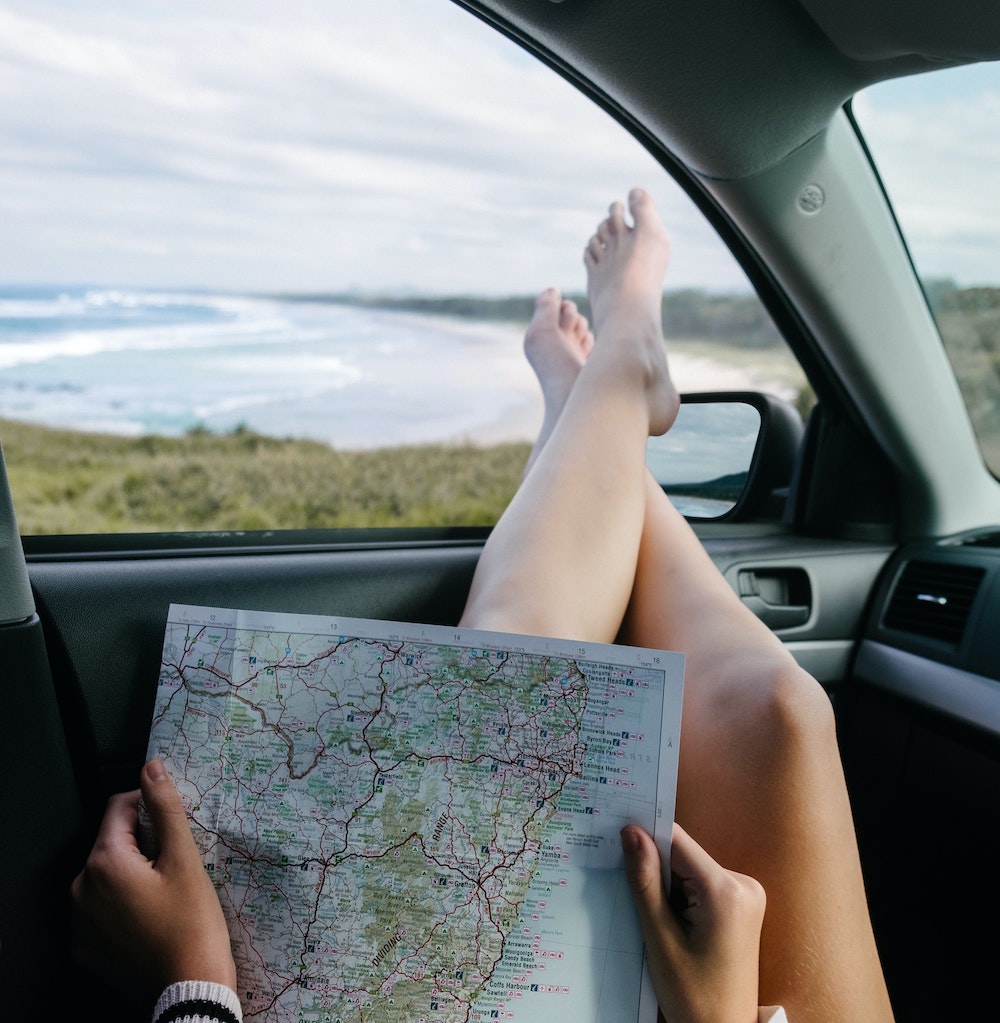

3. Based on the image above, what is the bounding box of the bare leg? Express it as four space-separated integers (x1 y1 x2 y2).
459 188 677 643
484 199 893 1021
620 484 894 1023
522 288 594 477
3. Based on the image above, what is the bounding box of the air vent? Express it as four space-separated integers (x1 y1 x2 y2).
883 560 985 645
955 530 1000 548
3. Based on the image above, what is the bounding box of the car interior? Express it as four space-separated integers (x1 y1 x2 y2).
3 1 1000 1019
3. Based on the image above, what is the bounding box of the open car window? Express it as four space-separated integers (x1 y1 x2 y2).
853 64 1000 478
1 0 808 535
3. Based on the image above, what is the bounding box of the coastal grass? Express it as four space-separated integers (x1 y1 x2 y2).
1 418 531 534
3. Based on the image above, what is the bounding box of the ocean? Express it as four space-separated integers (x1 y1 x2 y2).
0 286 542 450
0 285 791 457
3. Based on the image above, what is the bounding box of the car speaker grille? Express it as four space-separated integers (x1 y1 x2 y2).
883 560 985 645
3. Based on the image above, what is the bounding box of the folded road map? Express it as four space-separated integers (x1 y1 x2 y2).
146 603 684 1023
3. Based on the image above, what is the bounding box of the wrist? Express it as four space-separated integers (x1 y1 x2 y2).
163 949 237 992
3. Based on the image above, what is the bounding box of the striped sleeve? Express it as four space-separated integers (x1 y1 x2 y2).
151 980 243 1023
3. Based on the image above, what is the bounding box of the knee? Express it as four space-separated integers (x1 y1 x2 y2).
675 655 845 842
757 659 837 749
706 652 838 758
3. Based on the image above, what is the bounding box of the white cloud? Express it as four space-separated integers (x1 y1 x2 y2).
14 1 995 297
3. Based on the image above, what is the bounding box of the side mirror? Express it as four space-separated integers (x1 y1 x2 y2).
646 391 804 520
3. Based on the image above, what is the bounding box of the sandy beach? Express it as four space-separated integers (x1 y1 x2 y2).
454 338 807 447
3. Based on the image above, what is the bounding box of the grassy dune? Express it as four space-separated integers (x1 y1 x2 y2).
1 418 531 534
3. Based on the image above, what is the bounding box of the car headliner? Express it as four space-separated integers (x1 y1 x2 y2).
455 0 1000 179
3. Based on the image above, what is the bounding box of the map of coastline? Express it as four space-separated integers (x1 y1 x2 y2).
146 604 685 1023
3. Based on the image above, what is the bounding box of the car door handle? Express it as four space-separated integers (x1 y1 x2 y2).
737 568 811 629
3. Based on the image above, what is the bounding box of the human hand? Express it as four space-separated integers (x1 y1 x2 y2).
71 759 237 998
621 822 765 1023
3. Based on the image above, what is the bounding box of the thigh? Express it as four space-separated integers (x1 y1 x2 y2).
620 479 894 1022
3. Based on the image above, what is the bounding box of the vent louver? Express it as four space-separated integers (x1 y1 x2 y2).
883 560 985 645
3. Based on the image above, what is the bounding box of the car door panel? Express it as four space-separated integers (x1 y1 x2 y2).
701 535 894 684
837 536 1000 1019
6 519 997 1022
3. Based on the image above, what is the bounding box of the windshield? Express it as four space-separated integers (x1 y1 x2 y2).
853 64 1000 477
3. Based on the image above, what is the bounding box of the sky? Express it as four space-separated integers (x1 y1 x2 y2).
853 62 1000 289
2 0 999 296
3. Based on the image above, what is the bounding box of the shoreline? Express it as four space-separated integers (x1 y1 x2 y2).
445 342 805 448
0 337 804 452
1 293 807 452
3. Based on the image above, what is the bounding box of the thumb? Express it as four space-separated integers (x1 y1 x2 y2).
621 824 664 906
621 824 680 944
139 759 200 869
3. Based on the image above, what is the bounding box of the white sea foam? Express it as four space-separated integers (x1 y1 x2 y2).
0 290 304 369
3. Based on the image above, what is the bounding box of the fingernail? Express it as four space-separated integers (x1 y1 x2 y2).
147 758 166 781
620 826 639 852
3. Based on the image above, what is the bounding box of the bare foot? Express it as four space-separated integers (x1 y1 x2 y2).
523 287 594 474
583 188 678 435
